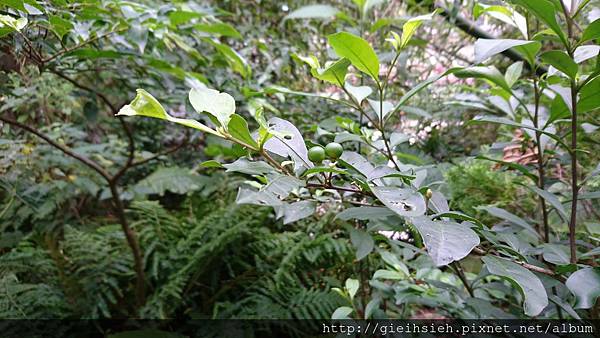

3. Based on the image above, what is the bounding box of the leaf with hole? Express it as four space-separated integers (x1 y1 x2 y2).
371 186 426 217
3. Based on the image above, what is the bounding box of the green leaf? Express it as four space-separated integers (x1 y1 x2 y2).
578 76 600 114
410 217 480 266
200 160 222 168
284 4 339 20
482 256 548 316
168 10 203 26
511 0 568 47
194 23 242 39
526 186 568 222
478 205 539 237
335 207 395 221
455 66 511 92
312 58 351 86
364 298 380 319
540 50 578 79
565 268 600 309
328 32 380 82
189 87 236 128
371 186 426 217
275 201 315 224
505 61 523 87
379 251 409 276
373 269 405 280
331 306 353 319
227 114 258 149
263 117 312 170
399 10 440 49
580 18 600 43
301 166 347 177
349 227 374 260
542 244 571 265
48 15 73 40
345 278 359 300
205 39 251 78
0 14 27 32
548 295 581 319
345 83 372 103
223 158 274 175
474 39 540 66
117 89 219 136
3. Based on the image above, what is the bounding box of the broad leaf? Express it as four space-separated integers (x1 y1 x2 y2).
195 23 242 39
350 227 374 260
336 207 395 220
371 186 426 217
578 76 600 114
540 50 578 79
511 0 568 47
331 306 353 319
223 158 274 175
345 278 359 300
284 5 339 20
455 66 511 92
527 186 568 222
373 269 405 280
399 10 439 49
117 89 219 136
565 268 600 309
410 217 480 266
474 39 540 66
313 58 351 85
482 256 548 316
345 83 372 103
227 114 258 149
580 18 600 43
479 205 539 237
189 87 236 128
542 244 571 265
328 32 380 81
505 61 523 87
274 201 315 224
263 117 313 171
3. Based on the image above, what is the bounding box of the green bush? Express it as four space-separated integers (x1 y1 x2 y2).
445 159 536 225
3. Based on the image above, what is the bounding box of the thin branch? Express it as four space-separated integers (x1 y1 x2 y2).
0 117 111 181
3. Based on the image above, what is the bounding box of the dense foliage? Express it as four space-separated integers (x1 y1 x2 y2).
1 0 600 333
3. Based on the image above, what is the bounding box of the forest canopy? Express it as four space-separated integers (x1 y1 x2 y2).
1 0 600 336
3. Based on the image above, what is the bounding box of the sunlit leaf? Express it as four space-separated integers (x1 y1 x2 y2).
328 32 380 81
117 89 219 136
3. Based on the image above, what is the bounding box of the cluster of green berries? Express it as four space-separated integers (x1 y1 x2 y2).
308 142 343 163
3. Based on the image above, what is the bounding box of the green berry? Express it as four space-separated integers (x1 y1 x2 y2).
325 142 343 159
308 146 325 163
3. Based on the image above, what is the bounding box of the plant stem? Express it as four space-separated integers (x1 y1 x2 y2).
568 80 579 264
452 261 474 297
559 3 578 265
532 79 550 242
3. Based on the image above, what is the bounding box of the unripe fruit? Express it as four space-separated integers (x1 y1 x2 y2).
308 146 325 163
325 142 343 159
